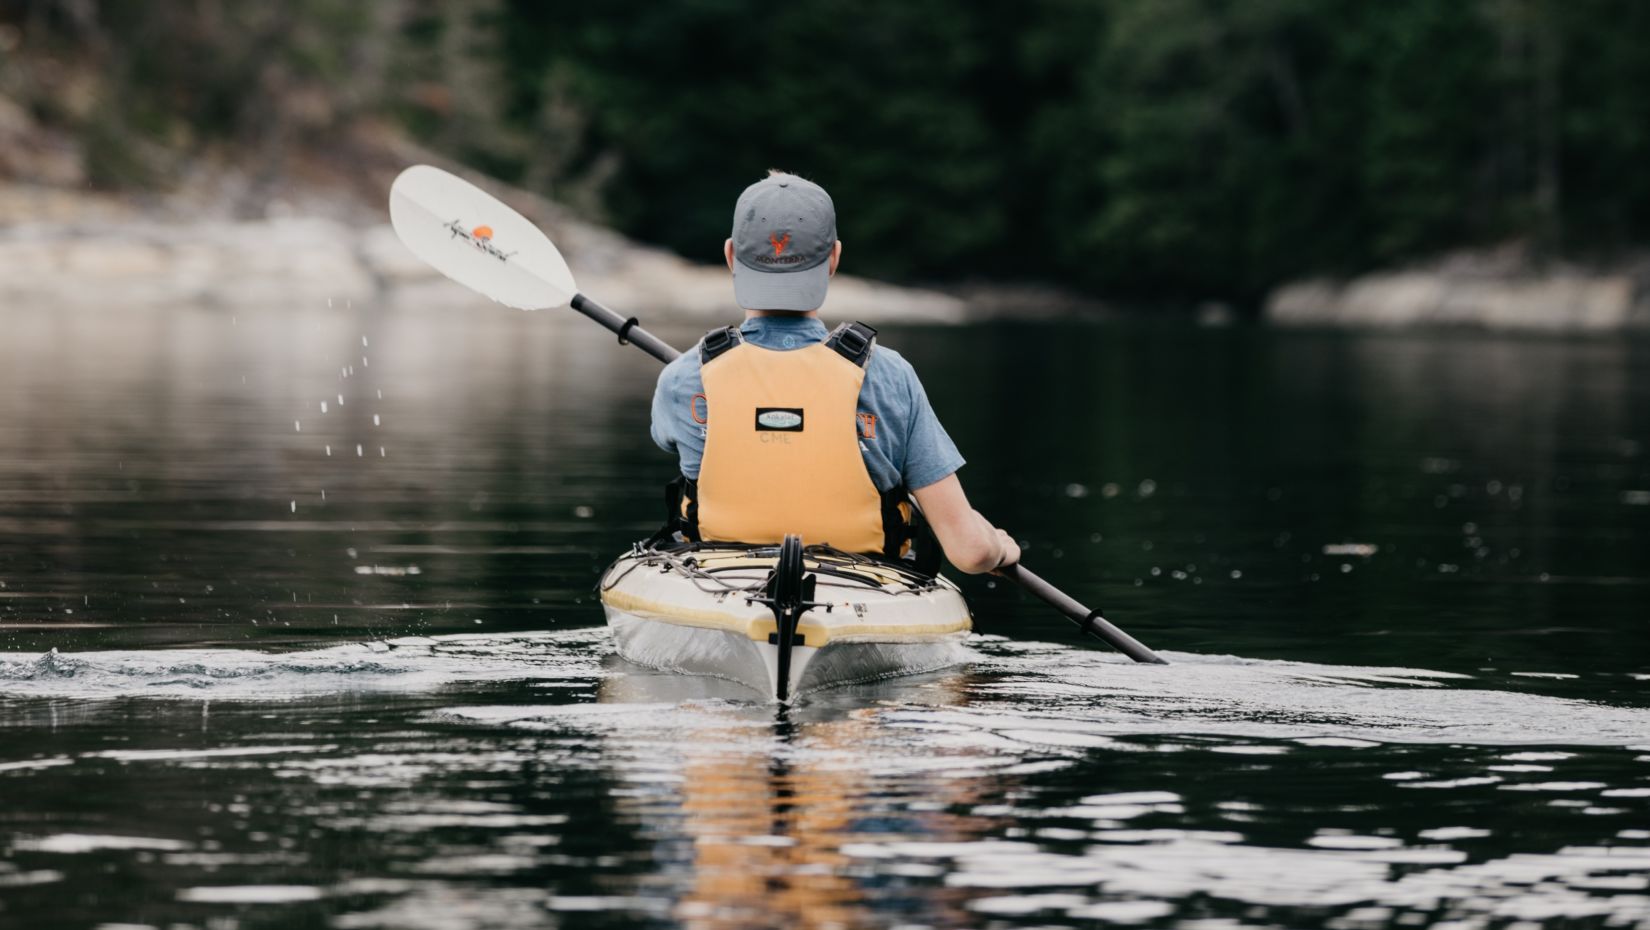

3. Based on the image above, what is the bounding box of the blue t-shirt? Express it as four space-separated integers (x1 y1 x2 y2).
651 316 965 492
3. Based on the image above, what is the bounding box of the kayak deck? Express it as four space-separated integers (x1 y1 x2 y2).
599 543 971 700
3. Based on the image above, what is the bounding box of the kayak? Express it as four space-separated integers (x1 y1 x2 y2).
599 537 971 700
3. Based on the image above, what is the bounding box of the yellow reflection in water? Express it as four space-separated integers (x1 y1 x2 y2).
598 669 992 929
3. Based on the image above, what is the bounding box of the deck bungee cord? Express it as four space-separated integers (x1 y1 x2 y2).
601 540 961 611
600 542 947 597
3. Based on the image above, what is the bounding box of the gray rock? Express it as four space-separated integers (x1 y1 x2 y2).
0 183 967 323
1266 249 1649 332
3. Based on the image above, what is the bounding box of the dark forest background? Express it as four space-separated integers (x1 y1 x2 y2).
4 0 1650 302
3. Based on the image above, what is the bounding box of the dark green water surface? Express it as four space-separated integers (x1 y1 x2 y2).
1 303 1647 929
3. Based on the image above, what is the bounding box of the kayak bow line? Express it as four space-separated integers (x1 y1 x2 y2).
388 163 1168 665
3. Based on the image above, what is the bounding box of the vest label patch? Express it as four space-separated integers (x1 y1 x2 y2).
755 407 804 431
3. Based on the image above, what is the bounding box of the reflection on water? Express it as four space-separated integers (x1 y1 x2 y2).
596 669 985 929
4 631 1649 927
1 300 1648 928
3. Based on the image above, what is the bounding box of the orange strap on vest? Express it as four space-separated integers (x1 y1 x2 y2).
694 325 887 553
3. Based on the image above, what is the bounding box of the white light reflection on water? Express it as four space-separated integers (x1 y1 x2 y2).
0 630 607 699
3 631 1650 928
3 631 1648 748
425 657 1650 929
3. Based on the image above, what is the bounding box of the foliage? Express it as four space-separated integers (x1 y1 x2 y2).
493 0 1650 298
4 0 1649 301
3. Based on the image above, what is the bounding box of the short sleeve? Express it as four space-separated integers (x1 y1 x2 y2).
900 368 965 490
650 357 685 454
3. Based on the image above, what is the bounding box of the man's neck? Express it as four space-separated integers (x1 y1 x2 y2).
745 309 820 319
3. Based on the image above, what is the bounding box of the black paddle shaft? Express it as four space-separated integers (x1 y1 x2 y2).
998 564 1169 664
578 295 1168 665
570 293 681 364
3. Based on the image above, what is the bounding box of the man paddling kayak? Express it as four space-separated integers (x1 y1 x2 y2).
390 163 1164 665
650 171 1019 575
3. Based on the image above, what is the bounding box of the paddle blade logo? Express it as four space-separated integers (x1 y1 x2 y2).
444 219 516 263
755 407 804 431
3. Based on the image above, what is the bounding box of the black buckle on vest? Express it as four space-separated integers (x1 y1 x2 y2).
700 325 741 364
825 321 877 367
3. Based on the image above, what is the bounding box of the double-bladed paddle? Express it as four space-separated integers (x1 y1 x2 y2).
388 164 1168 665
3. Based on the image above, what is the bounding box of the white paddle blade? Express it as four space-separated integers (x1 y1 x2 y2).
389 164 577 310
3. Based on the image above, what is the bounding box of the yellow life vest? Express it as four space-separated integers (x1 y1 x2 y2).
686 322 902 555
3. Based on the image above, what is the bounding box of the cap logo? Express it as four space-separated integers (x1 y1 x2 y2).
770 232 791 257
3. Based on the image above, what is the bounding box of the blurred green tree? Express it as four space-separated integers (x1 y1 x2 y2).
4 0 1650 301
501 0 1011 278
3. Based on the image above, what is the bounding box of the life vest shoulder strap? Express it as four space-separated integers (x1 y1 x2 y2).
699 325 743 364
824 321 878 368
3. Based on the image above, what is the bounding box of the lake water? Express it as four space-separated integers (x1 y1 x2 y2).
1 301 1648 930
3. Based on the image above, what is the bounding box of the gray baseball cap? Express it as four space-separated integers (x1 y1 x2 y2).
730 173 837 311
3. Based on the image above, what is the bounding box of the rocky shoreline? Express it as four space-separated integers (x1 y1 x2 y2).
8 86 1650 332
1265 247 1650 332
0 179 979 324
8 174 1648 332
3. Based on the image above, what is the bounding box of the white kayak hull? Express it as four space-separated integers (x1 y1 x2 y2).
599 545 971 700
